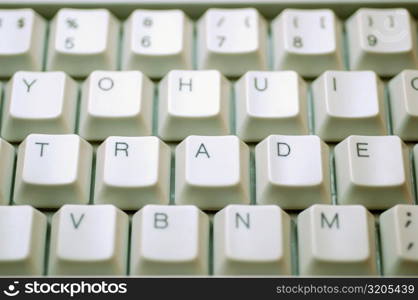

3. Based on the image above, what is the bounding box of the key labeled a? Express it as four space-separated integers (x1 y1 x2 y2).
175 136 250 210
256 135 331 209
130 205 209 275
94 136 171 210
235 71 308 142
214 205 291 275
271 9 344 77
0 9 46 76
380 205 418 275
13 134 93 208
2 71 78 142
298 205 377 275
158 70 230 141
48 204 129 275
346 8 418 76
335 135 413 209
79 71 153 141
197 8 268 77
312 71 386 141
46 8 119 76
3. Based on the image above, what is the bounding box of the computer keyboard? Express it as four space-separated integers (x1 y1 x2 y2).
0 0 418 278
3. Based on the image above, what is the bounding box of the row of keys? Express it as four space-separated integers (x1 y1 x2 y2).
3 69 418 142
0 134 416 210
1 8 418 77
0 204 416 275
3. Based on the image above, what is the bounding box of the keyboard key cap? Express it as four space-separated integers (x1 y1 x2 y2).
48 204 129 275
298 204 377 275
346 8 418 76
0 9 46 77
388 70 418 141
380 205 418 275
13 134 93 208
122 9 193 78
256 135 331 209
271 9 344 77
175 135 250 210
2 71 78 142
46 8 119 77
0 139 15 205
0 206 47 275
214 205 291 275
312 71 386 141
94 136 171 210
235 71 308 142
335 135 413 209
79 71 153 141
158 70 230 141
197 8 268 77
130 205 209 275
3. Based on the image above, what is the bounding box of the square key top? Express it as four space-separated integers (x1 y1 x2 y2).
0 9 46 77
175 136 250 210
298 205 377 275
271 9 344 77
158 70 230 141
346 8 418 76
197 8 268 77
47 9 119 77
312 71 386 142
335 135 413 209
2 71 78 142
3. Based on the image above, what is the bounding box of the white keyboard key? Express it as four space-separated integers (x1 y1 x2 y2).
0 206 47 275
158 70 230 141
2 71 78 142
256 135 331 209
214 205 291 275
94 136 171 210
346 8 418 76
271 9 343 77
0 9 46 77
335 135 413 209
13 134 93 208
235 71 308 142
312 71 386 141
130 205 209 275
388 70 418 140
298 205 377 275
122 9 193 78
175 136 250 210
79 71 153 141
380 205 418 275
47 9 119 77
197 8 268 77
0 139 15 205
48 204 129 275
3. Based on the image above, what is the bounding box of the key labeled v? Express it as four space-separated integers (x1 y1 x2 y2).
70 213 85 229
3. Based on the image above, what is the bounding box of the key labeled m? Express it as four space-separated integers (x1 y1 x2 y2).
320 212 340 229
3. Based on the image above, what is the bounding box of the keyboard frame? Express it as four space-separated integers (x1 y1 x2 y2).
1 0 418 18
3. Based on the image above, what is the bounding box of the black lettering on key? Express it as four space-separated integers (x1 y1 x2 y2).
277 142 291 157
17 17 25 29
179 78 192 92
411 77 418 91
195 143 210 158
321 212 340 229
356 142 369 158
98 77 114 91
114 142 129 157
235 212 250 229
254 77 268 92
23 78 37 93
35 142 49 157
154 213 168 229
70 213 85 229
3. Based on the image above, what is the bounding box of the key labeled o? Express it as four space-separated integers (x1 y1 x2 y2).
98 77 114 91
